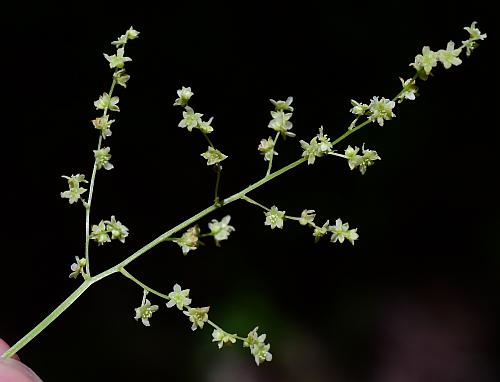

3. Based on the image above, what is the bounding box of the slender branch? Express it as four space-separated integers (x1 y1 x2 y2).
1 280 93 359
84 78 118 276
119 268 170 300
241 195 270 211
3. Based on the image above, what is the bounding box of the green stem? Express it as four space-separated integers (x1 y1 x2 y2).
84 77 118 276
119 268 170 300
1 280 93 360
266 131 281 176
241 195 270 211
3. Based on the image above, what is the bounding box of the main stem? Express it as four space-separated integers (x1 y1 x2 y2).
2 102 378 359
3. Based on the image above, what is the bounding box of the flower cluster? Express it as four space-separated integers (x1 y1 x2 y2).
90 216 129 245
300 126 334 164
297 211 359 245
344 144 381 175
61 174 88 205
349 96 395 128
410 22 485 80
174 87 228 167
243 327 273 366
268 97 296 138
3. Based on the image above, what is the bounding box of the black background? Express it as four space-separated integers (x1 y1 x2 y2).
1 2 498 381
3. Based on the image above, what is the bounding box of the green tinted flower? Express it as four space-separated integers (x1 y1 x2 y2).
208 215 235 244
344 145 362 170
105 215 129 243
313 220 330 242
183 307 210 331
368 97 395 126
94 93 120 112
104 47 132 69
299 209 316 226
437 41 462 69
243 327 272 365
174 86 194 107
344 145 381 174
264 206 285 229
398 78 418 103
113 69 130 88
198 117 214 134
112 27 140 47
92 115 115 139
179 106 202 131
251 342 273 366
201 147 228 166
268 110 295 138
270 96 294 111
94 147 113 170
258 137 278 161
411 46 438 78
61 174 88 204
350 100 369 116
464 21 487 41
212 329 236 349
330 218 358 245
166 284 192 310
90 221 110 245
69 256 87 279
358 145 381 175
134 299 159 327
300 137 321 165
173 226 200 255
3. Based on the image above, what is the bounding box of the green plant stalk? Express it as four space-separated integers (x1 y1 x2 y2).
84 78 117 276
1 80 406 359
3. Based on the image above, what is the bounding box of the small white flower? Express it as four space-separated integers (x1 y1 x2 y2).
201 147 228 166
174 86 194 107
350 100 369 116
103 47 132 69
437 41 462 69
179 106 203 132
264 206 285 229
398 78 418 103
94 92 120 112
166 284 192 310
173 226 200 255
299 209 316 226
411 46 438 76
251 342 273 366
268 110 295 138
368 97 395 126
69 256 87 279
61 174 88 204
92 115 115 139
90 221 110 245
105 216 129 243
134 299 159 327
94 147 114 170
258 137 278 161
313 220 330 242
212 329 236 349
330 218 359 245
270 96 294 111
198 117 214 134
208 215 235 244
183 307 210 331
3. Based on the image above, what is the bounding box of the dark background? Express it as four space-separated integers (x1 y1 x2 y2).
1 2 498 381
